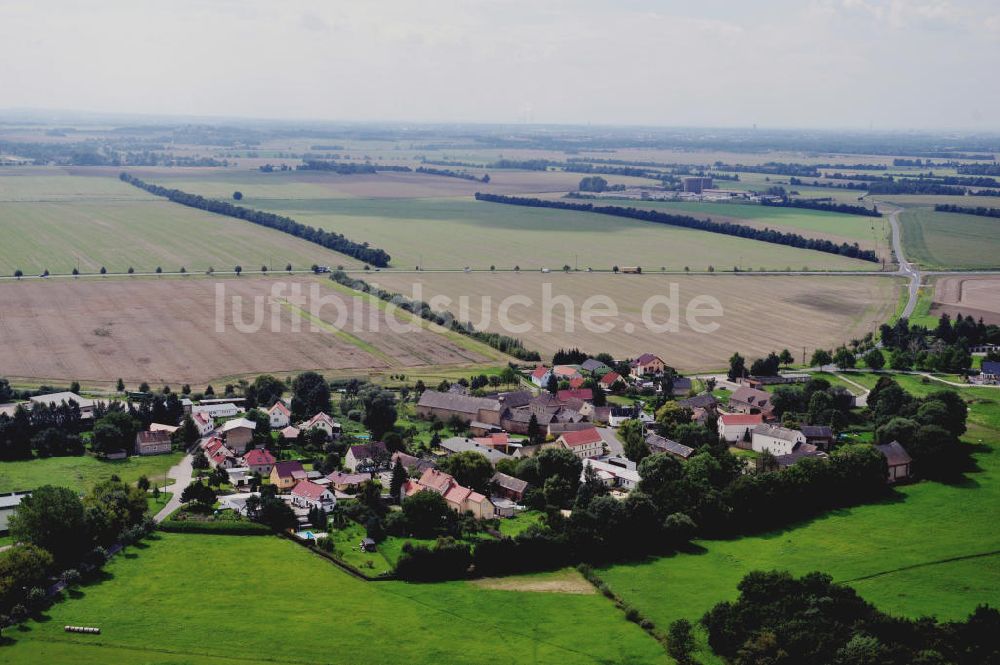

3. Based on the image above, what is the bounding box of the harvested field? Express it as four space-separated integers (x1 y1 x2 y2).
373 272 901 371
0 277 501 386
932 275 1000 325
472 569 596 595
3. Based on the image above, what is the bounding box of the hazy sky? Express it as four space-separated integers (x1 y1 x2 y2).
3 0 998 130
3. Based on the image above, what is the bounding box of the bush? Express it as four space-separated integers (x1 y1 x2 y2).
158 519 271 535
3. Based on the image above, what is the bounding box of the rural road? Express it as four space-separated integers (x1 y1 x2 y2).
154 453 194 523
885 207 921 319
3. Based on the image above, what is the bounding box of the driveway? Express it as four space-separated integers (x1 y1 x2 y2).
154 452 194 523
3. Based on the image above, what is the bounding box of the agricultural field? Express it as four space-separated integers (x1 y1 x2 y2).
932 275 1000 326
897 207 1000 270
372 272 901 371
0 169 368 275
2 532 664 665
0 277 506 387
0 452 183 493
597 381 1000 660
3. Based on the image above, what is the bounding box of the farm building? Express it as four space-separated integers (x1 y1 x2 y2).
717 413 764 443
416 390 503 426
875 440 913 483
219 417 256 454
645 432 695 460
728 386 774 417
134 430 172 456
750 424 805 456
582 458 640 490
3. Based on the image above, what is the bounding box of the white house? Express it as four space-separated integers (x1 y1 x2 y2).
557 428 605 460
530 366 552 387
267 402 291 429
750 424 805 456
717 413 764 443
300 412 341 438
289 480 336 512
192 411 215 437
582 458 640 490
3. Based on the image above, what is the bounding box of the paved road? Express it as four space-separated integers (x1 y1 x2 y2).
153 452 194 523
884 207 922 319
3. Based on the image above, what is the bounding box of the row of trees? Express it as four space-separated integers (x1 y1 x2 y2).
760 196 881 217
329 270 541 360
415 166 489 182
119 173 391 267
475 193 879 262
935 203 1000 219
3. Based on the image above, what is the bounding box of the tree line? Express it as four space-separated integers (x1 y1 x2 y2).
415 166 490 182
935 203 1000 219
474 193 879 262
296 160 412 173
119 173 391 267
760 197 881 217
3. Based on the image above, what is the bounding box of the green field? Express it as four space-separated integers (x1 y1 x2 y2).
596 379 1000 661
3 533 664 665
0 453 183 493
0 173 363 275
898 207 1000 270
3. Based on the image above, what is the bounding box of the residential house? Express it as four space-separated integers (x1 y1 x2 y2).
267 402 291 429
581 358 610 375
289 480 336 512
205 438 239 468
548 421 595 437
557 427 605 459
402 468 495 519
981 360 1000 383
270 460 307 491
599 371 623 390
219 418 256 454
243 448 276 476
750 424 806 456
568 376 586 390
345 441 390 473
134 430 172 456
557 388 593 403
391 451 437 475
490 472 529 502
800 425 836 450
582 458 640 490
300 412 341 438
629 353 665 378
552 365 584 382
679 394 718 412
326 471 370 493
416 390 502 426
717 413 764 443
530 366 552 387
875 441 913 483
439 437 509 465
192 411 215 437
728 387 774 418
645 432 695 460
280 425 300 441
668 377 693 397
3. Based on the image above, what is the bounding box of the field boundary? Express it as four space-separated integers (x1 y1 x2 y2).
837 550 1000 584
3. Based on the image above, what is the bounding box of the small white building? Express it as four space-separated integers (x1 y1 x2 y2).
267 402 291 429
192 411 215 437
530 366 552 387
300 412 341 438
750 424 805 456
193 403 240 419
582 457 640 490
717 413 765 444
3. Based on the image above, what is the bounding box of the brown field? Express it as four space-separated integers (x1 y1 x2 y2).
0 277 504 386
932 275 1000 325
472 570 596 595
373 272 902 371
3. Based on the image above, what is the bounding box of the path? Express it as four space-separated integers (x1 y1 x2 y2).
154 452 194 523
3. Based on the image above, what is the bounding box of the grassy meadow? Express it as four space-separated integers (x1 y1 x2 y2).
898 207 1000 270
0 452 183 493
3 533 665 665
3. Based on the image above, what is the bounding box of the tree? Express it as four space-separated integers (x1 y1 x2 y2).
833 346 856 370
14 269 22 279
291 371 332 421
546 374 558 395
810 349 833 368
402 490 452 538
500 366 518 388
233 191 243 200
778 349 794 367
527 413 543 445
192 450 209 470
139 381 150 393
0 544 53 606
389 458 408 502
116 378 125 392
728 352 746 381
667 619 696 664
863 348 885 370
620 419 650 463
84 478 148 545
234 265 242 276
8 485 88 565
362 389 398 440
439 451 493 492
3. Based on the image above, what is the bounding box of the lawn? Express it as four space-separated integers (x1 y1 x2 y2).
0 453 183 493
898 207 1000 270
3 533 665 665
596 382 1000 660
498 510 546 537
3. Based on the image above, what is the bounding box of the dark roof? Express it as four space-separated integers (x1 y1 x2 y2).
731 386 772 409
800 425 834 439
645 433 695 459
632 353 661 365
273 460 305 478
775 443 827 467
610 405 640 418
136 430 171 444
982 360 1000 375
349 441 389 459
496 390 533 408
671 377 692 391
548 422 595 435
581 359 609 372
417 390 500 415
679 394 718 410
491 472 529 494
875 440 912 466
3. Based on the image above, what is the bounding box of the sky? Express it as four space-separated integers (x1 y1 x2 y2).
2 0 999 130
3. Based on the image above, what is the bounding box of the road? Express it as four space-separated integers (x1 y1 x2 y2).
153 452 195 523
884 207 922 319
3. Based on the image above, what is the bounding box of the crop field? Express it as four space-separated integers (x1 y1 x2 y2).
898 207 1000 270
0 452 183 493
0 171 366 274
242 197 878 272
372 273 901 370
932 275 1000 325
598 382 1000 660
2 533 664 665
0 277 504 387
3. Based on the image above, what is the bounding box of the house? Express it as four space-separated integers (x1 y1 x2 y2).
557 427 605 459
326 471 370 493
192 402 240 419
582 458 640 490
568 376 586 390
552 365 584 382
490 472 529 502
219 418 256 454
557 388 593 403
0 491 32 534
345 441 390 473
548 421 595 437
416 390 502 426
134 430 172 456
599 371 623 390
30 391 96 417
473 432 518 454
668 377 693 397
149 423 179 435
750 424 805 456
225 467 253 491
645 432 695 460
530 366 552 387
402 468 495 519
279 425 300 440
289 480 336 512
717 413 765 443
267 402 291 429
875 441 913 483
192 411 215 437
629 353 665 378
800 425 836 450
391 451 437 475
581 358 611 375
243 448 276 476
205 438 239 468
300 412 341 438
270 460 307 490
679 394 718 412
439 437 510 465
746 374 810 389
728 387 774 417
